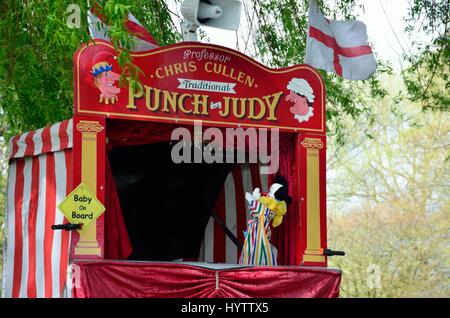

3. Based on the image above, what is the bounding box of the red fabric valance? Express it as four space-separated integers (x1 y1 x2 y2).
72 261 341 298
106 119 281 154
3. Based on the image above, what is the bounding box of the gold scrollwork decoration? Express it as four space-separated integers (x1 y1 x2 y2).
76 120 104 133
301 138 324 149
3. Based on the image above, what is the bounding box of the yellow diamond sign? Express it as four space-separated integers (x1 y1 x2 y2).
58 183 105 232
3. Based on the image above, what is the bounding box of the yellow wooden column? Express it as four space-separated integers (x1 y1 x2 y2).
301 137 325 263
75 120 103 256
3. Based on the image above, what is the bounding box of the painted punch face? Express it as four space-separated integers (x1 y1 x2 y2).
95 70 121 97
286 91 309 116
91 51 121 104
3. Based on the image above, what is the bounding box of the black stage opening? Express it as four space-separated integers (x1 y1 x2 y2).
108 142 232 261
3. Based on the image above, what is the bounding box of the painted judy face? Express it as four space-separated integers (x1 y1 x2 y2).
286 91 309 116
94 70 121 98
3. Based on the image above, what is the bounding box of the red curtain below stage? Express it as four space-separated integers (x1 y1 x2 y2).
72 261 341 298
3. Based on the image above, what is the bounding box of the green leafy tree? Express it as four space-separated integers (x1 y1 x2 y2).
402 0 449 112
0 0 180 137
327 75 450 297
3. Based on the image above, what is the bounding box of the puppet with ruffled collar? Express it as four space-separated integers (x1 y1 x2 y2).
239 176 292 265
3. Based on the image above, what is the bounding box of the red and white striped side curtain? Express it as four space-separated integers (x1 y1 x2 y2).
2 119 73 298
200 163 268 264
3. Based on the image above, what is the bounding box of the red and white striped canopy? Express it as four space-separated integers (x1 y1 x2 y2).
8 119 73 160
3 119 72 298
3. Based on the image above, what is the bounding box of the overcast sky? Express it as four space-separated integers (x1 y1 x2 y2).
169 0 414 71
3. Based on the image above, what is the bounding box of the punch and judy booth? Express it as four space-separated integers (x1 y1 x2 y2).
2 40 341 298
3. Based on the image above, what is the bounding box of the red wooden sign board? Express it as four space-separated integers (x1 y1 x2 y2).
74 40 325 133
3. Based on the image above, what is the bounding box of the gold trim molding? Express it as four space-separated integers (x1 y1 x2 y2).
75 120 102 257
302 136 326 264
